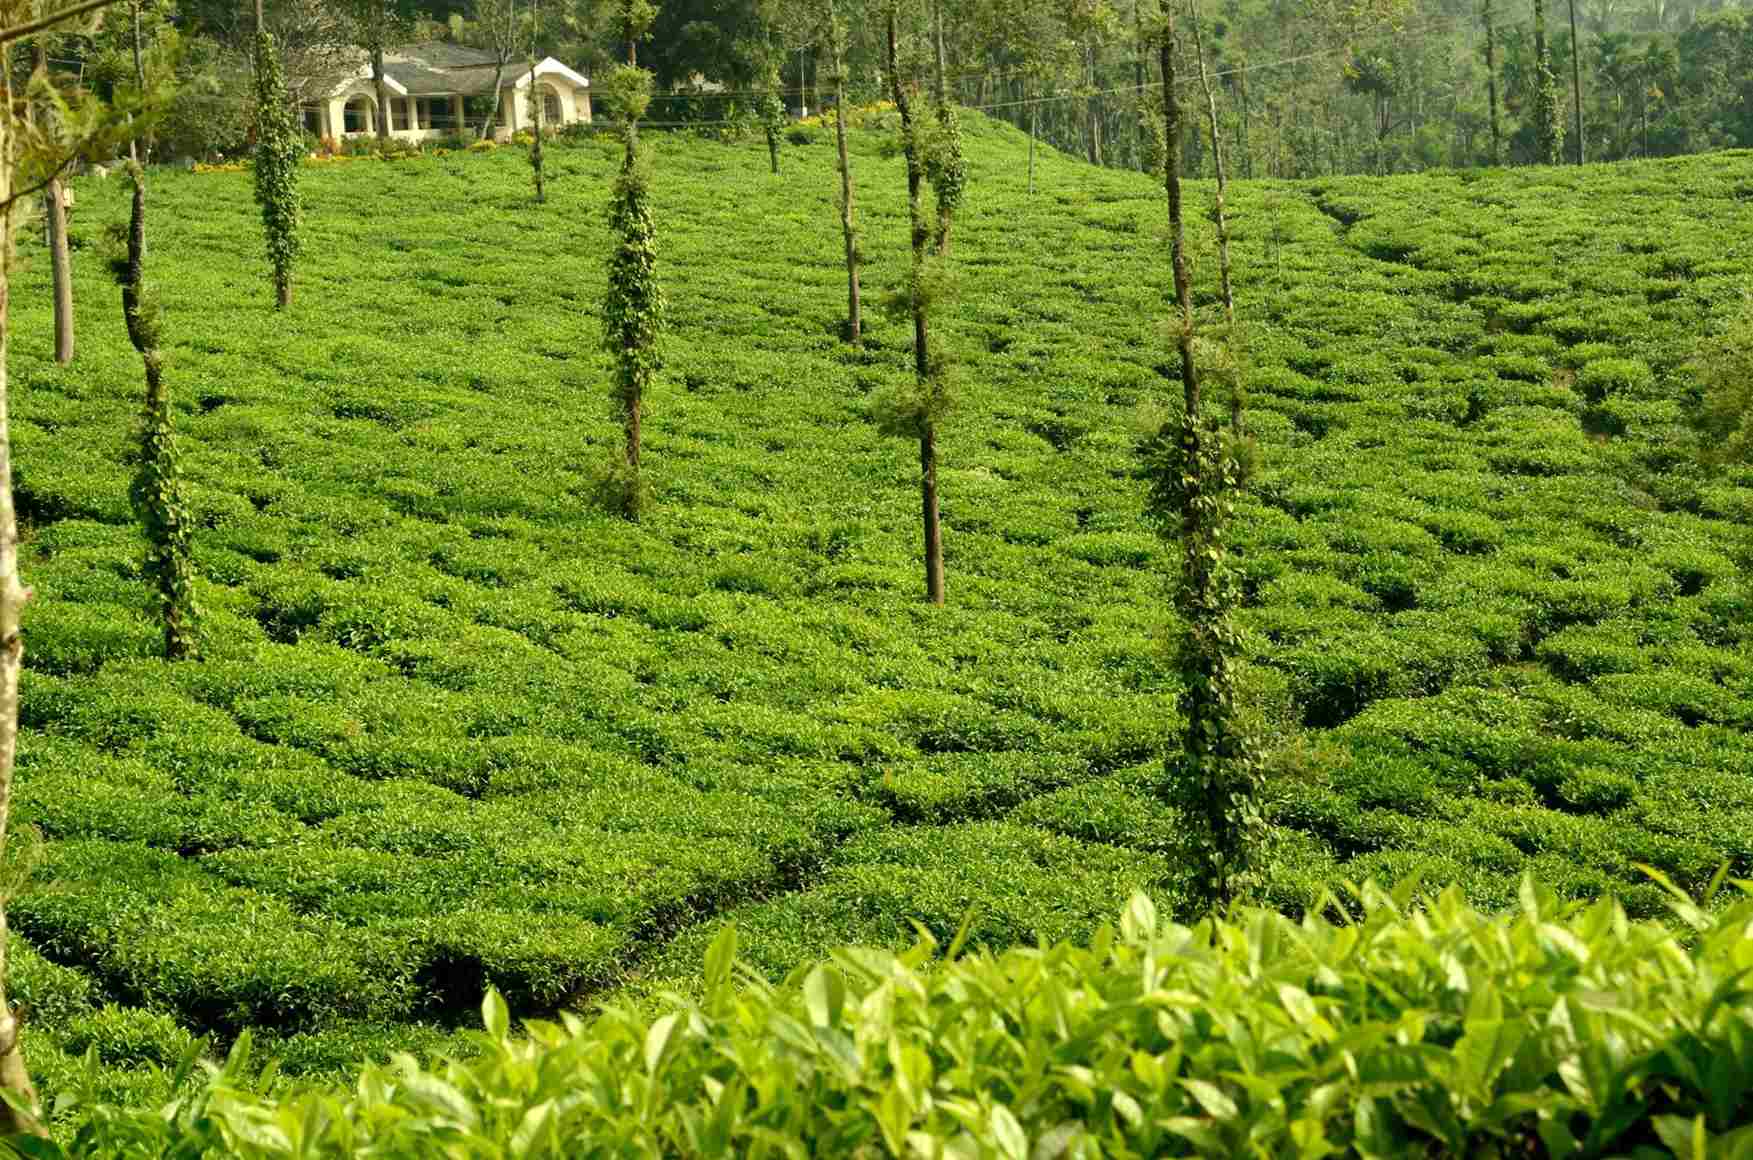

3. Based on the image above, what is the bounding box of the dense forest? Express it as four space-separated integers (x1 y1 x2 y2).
42 0 1753 175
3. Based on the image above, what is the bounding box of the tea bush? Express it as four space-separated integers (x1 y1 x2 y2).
46 878 1753 1158
4 118 1752 1132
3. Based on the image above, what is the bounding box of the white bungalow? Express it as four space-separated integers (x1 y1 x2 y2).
305 41 591 143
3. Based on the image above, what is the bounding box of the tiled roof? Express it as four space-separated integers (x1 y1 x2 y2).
384 42 507 96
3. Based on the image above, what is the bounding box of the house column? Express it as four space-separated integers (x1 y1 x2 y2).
404 96 418 136
327 96 346 138
452 94 466 134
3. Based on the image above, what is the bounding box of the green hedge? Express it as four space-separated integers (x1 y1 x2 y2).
41 875 1753 1158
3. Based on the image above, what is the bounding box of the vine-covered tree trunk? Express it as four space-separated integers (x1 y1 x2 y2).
1533 0 1563 164
1484 0 1501 162
529 60 546 201
0 76 45 1143
1155 12 1262 915
253 15 302 309
927 0 964 257
828 3 860 344
602 57 662 520
121 149 197 659
888 7 944 606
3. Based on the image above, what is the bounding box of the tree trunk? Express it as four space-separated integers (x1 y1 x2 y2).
1028 96 1037 194
1189 0 1234 332
888 8 945 607
45 183 71 365
529 59 545 201
830 11 860 345
0 83 47 1143
1568 0 1584 163
30 41 72 365
1086 43 1103 166
372 36 390 143
919 421 943 606
1484 0 1501 162
1161 35 1199 430
480 61 509 140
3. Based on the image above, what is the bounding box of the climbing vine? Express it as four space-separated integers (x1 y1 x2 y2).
1532 0 1565 166
759 59 785 175
251 29 302 309
924 98 965 256
114 164 198 661
1140 18 1267 916
601 65 665 519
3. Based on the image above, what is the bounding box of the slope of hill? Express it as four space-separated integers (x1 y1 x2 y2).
6 116 1751 1113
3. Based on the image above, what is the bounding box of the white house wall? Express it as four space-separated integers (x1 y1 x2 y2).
315 70 590 144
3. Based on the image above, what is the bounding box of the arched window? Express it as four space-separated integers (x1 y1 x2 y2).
543 88 563 125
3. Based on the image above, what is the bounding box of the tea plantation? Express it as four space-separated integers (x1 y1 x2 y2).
6 115 1753 1123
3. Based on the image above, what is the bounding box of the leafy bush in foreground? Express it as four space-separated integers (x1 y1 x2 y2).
42 876 1753 1158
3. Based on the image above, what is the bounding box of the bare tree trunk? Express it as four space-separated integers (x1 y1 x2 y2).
372 35 390 143
29 40 71 365
1028 95 1037 194
1161 33 1198 425
1484 0 1501 161
0 72 46 1143
44 183 70 364
888 8 944 606
1568 0 1584 163
480 62 509 140
1188 0 1234 332
1086 42 1103 165
830 7 860 345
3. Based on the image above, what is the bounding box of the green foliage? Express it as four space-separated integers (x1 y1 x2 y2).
6 120 1753 1134
43 879 1753 1158
1691 293 1753 467
601 94 665 518
250 31 302 308
599 63 653 124
924 99 966 249
128 366 200 662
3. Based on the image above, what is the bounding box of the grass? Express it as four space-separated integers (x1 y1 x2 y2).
6 117 1752 1124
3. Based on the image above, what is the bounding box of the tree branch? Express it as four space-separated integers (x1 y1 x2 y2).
0 151 79 215
0 0 118 47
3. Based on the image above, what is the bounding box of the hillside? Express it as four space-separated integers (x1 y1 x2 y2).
7 116 1752 1114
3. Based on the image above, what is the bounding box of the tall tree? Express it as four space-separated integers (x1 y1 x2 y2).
252 0 301 308
1568 0 1585 161
600 0 662 518
472 0 524 140
1188 0 1232 328
343 0 414 142
527 0 547 202
116 1 196 661
886 0 945 605
28 39 72 365
825 0 860 343
1533 0 1565 162
1483 0 1502 161
1147 6 1262 915
0 0 149 1130
925 0 964 254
